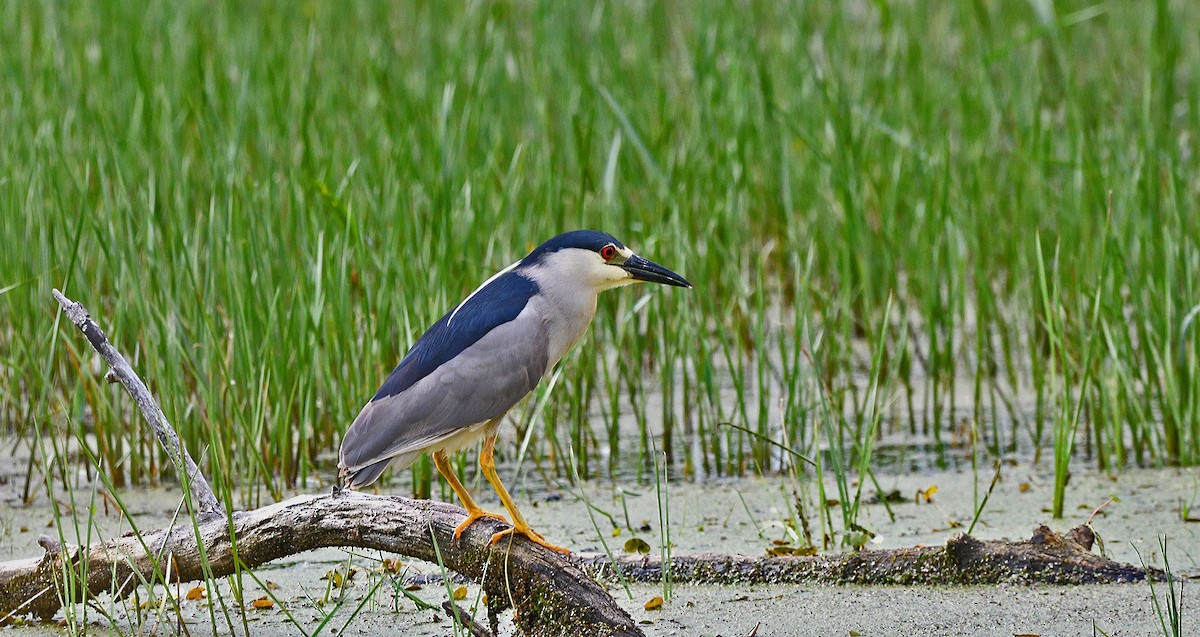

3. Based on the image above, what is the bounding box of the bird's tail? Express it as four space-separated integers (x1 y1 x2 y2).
338 459 388 490
337 450 421 490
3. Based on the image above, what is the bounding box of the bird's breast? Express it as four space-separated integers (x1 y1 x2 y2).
534 293 598 369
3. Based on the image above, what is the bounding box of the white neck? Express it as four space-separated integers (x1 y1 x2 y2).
521 248 632 366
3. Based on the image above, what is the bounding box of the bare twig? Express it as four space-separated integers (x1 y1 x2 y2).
443 600 493 637
51 289 222 517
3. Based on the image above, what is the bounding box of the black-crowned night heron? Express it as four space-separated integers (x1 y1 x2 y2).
338 230 690 552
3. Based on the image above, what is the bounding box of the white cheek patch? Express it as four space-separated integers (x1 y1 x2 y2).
526 247 638 293
600 260 635 289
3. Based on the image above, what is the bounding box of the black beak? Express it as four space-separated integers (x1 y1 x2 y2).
621 254 692 288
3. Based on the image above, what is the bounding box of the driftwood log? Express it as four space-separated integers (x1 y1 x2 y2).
579 524 1159 586
0 291 1161 635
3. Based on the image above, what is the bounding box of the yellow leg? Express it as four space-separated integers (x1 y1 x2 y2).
478 432 569 554
432 450 507 539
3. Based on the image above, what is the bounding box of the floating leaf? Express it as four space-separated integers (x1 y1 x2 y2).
185 585 205 601
250 596 274 610
1019 482 1032 493
845 532 871 549
321 568 357 588
612 528 621 537
643 595 664 611
624 538 651 554
453 585 467 601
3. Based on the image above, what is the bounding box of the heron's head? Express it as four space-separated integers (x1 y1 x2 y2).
519 230 691 293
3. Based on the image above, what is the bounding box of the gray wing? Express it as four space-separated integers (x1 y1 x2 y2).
338 305 549 486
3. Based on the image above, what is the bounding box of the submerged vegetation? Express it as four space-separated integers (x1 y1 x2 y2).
1 1 1199 510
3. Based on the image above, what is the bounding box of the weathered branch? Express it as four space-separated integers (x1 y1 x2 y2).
0 492 643 636
579 525 1160 586
51 289 222 518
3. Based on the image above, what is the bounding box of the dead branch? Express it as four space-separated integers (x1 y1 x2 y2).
579 525 1160 586
0 492 643 635
52 289 222 518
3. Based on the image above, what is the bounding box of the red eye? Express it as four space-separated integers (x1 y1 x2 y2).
600 245 616 260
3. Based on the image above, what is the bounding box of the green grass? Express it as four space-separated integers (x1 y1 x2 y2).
1142 537 1184 637
1 1 1199 511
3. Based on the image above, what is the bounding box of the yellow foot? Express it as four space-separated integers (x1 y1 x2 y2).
488 525 570 554
454 509 509 539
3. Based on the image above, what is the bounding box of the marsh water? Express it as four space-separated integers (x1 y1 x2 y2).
1 429 1195 637
0 342 1191 637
